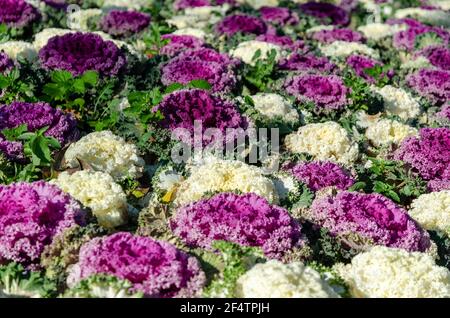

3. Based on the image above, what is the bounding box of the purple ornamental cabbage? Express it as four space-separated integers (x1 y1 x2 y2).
215 14 268 36
312 28 364 44
284 74 349 111
417 45 450 71
0 101 79 161
285 161 355 191
0 51 13 74
436 104 450 121
259 6 299 26
170 192 303 259
160 34 205 57
394 128 450 190
174 0 210 10
310 191 431 252
0 0 40 28
39 32 126 77
299 2 350 26
153 89 247 146
279 53 336 73
161 48 238 93
67 232 206 297
100 10 151 38
0 181 87 268
407 69 450 104
393 25 449 51
256 34 306 51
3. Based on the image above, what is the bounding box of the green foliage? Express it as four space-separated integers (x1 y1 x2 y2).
0 153 13 184
41 223 107 292
429 231 450 270
0 262 56 298
204 241 264 298
351 157 427 204
0 69 35 103
280 178 315 211
343 70 384 114
303 224 360 267
164 79 212 94
243 49 277 92
414 32 444 50
42 70 99 113
363 64 392 87
0 125 61 182
142 23 171 56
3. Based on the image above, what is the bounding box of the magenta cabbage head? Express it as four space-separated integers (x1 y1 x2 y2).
170 192 303 259
407 68 450 104
0 0 40 28
67 232 206 297
417 46 450 71
39 32 126 77
174 0 210 10
312 28 364 44
299 2 350 26
286 161 355 191
160 34 205 57
285 74 349 111
215 14 267 36
100 10 151 38
0 101 79 161
310 191 431 252
0 181 86 268
393 26 449 51
394 128 450 189
436 104 450 121
259 6 299 26
153 89 247 146
279 53 336 73
161 48 238 93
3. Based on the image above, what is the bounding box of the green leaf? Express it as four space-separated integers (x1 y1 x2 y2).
72 79 86 94
46 137 61 149
51 70 73 83
387 190 401 203
0 124 28 141
81 70 99 86
164 82 184 94
349 181 366 191
188 79 212 90
251 49 262 61
42 83 66 99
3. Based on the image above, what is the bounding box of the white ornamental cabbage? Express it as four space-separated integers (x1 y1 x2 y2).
409 190 450 236
173 157 278 206
250 93 300 124
284 122 359 166
63 130 145 181
334 246 450 298
236 260 339 298
372 85 421 120
365 119 417 147
230 40 283 66
51 170 128 228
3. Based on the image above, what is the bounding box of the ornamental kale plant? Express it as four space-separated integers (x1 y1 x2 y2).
0 0 449 299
